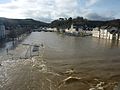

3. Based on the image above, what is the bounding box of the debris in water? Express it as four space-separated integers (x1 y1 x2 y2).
89 81 119 90
64 68 74 75
104 82 118 90
96 82 105 88
63 76 81 84
58 76 119 90
60 68 78 76
89 82 105 90
58 76 82 88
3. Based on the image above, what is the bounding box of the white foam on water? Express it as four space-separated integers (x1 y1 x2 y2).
89 88 96 90
114 82 120 90
31 55 48 73
89 82 104 90
47 71 61 76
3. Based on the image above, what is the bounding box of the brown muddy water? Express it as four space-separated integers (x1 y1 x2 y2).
0 32 120 90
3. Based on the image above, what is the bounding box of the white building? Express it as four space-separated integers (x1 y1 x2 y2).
92 27 100 38
0 24 5 40
65 24 92 36
65 24 79 34
47 28 58 32
92 26 119 40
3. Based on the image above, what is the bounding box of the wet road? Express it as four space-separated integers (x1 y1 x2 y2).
0 32 120 90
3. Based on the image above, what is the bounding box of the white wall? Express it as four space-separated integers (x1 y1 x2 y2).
92 27 114 40
92 28 100 38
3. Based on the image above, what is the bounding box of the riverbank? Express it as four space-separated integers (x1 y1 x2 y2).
0 33 31 55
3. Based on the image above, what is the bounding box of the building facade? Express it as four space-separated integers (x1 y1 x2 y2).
0 24 6 40
92 26 119 40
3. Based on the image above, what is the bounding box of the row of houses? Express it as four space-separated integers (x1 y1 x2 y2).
92 26 120 40
57 24 120 41
33 23 120 41
58 24 92 36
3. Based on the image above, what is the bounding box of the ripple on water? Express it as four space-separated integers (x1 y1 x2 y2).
114 82 120 90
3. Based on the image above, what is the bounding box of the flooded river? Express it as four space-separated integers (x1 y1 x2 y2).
0 32 120 90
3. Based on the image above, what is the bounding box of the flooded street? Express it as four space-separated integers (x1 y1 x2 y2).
1 32 120 90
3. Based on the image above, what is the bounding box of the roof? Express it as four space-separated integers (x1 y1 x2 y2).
100 26 118 29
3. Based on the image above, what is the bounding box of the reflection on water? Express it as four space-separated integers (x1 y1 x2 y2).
0 42 5 48
0 41 14 56
23 32 120 59
111 37 120 48
1 32 120 58
92 37 120 48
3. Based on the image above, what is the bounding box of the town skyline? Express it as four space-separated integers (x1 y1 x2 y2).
0 0 120 22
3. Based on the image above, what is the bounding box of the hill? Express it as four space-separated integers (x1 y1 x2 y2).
50 17 120 29
0 17 49 29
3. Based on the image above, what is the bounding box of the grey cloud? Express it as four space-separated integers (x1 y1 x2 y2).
85 0 99 7
0 0 116 22
35 17 52 22
5 5 19 9
23 10 52 22
0 0 87 22
86 13 115 21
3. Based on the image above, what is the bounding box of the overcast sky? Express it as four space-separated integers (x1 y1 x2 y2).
0 0 120 22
